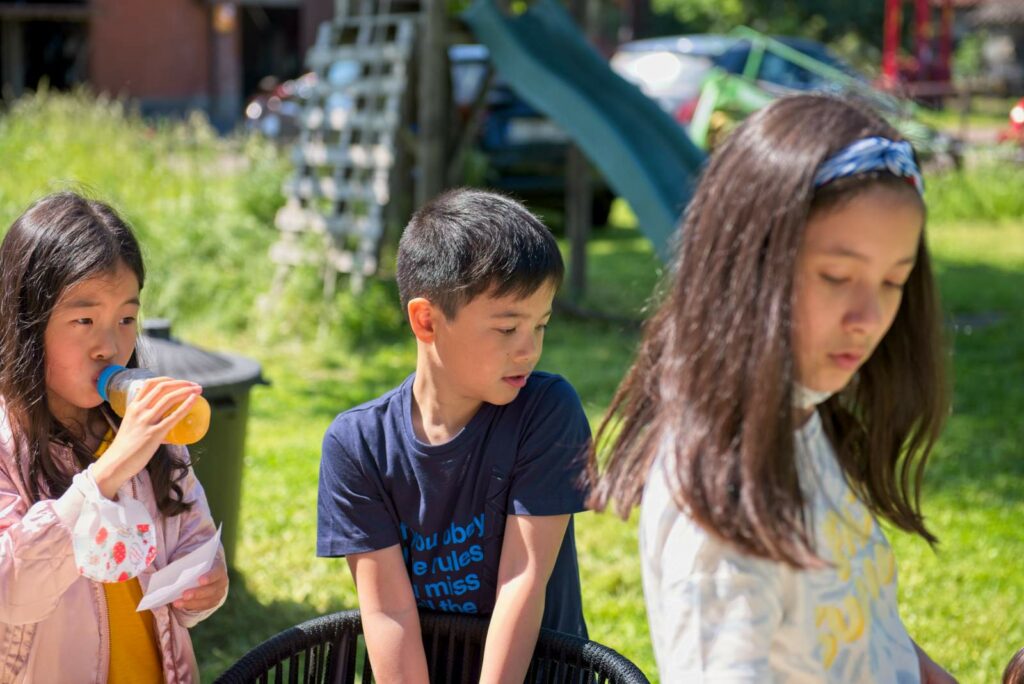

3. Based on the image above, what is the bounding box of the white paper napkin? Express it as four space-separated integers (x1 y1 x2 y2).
137 524 222 612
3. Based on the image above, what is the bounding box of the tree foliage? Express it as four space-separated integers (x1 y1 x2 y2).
651 0 888 69
653 0 885 39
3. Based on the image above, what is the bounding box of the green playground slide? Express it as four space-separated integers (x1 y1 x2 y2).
463 0 706 260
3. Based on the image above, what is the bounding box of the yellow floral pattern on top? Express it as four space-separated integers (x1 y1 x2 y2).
814 491 897 668
798 411 917 681
639 410 920 683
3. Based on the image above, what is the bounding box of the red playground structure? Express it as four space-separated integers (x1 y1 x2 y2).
882 0 956 99
998 97 1024 147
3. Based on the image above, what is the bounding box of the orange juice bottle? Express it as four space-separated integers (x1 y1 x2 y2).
97 365 211 445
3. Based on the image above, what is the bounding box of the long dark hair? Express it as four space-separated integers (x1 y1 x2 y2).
1004 647 1024 684
589 95 948 567
0 192 192 516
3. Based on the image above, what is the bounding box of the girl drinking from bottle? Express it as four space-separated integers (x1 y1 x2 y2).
590 95 956 682
0 192 227 683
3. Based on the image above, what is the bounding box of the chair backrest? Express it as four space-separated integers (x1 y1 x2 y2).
214 609 649 683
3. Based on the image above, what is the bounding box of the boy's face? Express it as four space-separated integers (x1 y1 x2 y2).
429 280 557 408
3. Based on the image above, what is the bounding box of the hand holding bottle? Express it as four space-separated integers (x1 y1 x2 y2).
91 377 204 499
99 366 211 445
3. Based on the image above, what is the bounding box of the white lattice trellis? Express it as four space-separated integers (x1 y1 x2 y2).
269 0 421 298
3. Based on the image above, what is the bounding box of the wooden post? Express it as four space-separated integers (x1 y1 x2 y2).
210 2 243 132
417 0 448 206
1 19 25 100
566 147 591 304
390 37 418 252
627 0 652 42
565 0 598 303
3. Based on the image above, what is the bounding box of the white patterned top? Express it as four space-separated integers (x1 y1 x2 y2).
639 410 920 683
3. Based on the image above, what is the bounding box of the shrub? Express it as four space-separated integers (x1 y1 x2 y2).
927 162 1024 225
0 88 288 332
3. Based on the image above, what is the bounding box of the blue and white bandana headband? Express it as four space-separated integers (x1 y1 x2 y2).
813 136 924 196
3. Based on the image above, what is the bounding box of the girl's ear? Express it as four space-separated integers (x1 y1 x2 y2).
407 298 437 343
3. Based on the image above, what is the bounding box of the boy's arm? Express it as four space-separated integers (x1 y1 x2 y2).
479 513 570 684
347 544 429 684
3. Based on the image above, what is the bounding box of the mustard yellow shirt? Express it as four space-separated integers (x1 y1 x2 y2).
95 431 164 683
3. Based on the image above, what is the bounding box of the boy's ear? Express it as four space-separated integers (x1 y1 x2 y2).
407 298 437 343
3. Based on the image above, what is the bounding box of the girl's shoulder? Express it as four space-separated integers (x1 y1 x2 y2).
640 457 780 580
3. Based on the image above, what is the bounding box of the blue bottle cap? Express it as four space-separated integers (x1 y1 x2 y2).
96 365 126 402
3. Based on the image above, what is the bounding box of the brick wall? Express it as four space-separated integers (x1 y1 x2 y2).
89 0 211 105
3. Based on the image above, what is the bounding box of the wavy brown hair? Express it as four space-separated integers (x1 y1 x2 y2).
0 192 192 516
589 95 948 567
1004 647 1024 684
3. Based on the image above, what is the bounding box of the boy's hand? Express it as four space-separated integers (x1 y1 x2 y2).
92 378 203 498
173 560 228 612
348 545 429 683
480 514 570 684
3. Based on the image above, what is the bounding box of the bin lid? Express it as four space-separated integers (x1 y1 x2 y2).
134 323 267 395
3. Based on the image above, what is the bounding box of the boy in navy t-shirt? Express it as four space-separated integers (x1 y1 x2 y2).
317 188 590 681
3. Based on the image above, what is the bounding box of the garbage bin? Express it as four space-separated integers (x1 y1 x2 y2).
136 320 267 569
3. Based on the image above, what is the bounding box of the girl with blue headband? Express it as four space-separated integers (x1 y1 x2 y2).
590 94 955 682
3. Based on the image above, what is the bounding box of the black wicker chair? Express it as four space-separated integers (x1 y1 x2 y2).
214 609 649 683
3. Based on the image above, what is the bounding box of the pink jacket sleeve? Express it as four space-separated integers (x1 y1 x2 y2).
163 447 228 628
0 455 89 625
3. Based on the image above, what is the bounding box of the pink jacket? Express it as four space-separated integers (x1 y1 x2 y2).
0 407 227 683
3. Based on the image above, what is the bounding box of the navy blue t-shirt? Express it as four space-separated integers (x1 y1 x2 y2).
317 371 589 637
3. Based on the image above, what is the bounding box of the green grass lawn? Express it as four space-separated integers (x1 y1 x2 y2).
916 95 1018 132
189 211 1024 682
891 219 1024 680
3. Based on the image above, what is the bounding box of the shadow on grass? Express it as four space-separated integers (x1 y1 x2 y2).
917 261 1024 506
934 260 1024 316
192 569 351 682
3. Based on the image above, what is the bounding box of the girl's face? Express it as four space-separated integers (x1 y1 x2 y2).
43 261 140 429
793 185 924 395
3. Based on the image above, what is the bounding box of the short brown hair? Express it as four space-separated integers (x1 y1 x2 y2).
396 188 563 319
